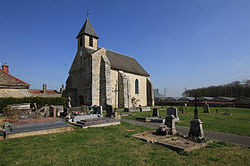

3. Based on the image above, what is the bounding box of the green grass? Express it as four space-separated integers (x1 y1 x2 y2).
123 106 250 136
0 122 249 166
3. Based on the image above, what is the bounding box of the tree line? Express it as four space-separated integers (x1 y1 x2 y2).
182 80 250 97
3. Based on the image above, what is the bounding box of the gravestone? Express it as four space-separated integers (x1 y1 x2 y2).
155 115 176 135
189 119 204 139
106 105 113 117
115 112 121 120
152 108 159 117
167 107 179 121
184 103 188 113
67 97 72 108
141 107 151 111
82 105 89 113
179 106 184 115
165 115 177 135
94 106 102 115
222 110 232 116
49 106 57 118
203 103 210 113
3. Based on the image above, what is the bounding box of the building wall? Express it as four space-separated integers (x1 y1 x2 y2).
0 89 61 98
63 49 93 106
65 47 152 108
78 35 97 50
91 48 112 106
0 89 30 98
110 69 148 108
110 70 119 107
125 72 148 107
29 93 61 98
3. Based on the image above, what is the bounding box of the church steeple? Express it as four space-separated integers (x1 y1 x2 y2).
77 18 99 50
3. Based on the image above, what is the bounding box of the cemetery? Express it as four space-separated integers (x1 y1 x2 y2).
1 1 250 165
124 105 250 137
0 98 250 165
0 100 121 139
133 97 210 152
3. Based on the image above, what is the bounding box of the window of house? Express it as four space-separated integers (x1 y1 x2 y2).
89 36 93 47
135 79 139 94
80 37 82 47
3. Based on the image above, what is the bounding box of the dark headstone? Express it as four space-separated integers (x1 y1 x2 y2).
106 105 113 117
94 106 102 114
49 106 57 118
165 115 177 135
139 105 142 112
167 107 179 121
179 106 184 115
188 119 204 140
152 108 159 117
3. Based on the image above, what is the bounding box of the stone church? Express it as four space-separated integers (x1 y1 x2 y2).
63 18 154 108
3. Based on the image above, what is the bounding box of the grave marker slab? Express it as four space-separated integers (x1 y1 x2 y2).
152 108 159 117
106 105 113 117
167 107 179 121
203 103 210 113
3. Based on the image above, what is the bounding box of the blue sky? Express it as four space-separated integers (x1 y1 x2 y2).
0 0 250 96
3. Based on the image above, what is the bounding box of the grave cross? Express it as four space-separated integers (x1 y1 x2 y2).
87 9 90 18
194 95 198 119
113 80 119 112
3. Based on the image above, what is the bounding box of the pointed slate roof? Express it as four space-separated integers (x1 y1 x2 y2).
76 18 99 39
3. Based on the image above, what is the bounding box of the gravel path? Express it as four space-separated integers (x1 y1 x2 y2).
122 118 250 147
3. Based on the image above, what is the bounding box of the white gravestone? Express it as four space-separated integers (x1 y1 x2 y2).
203 103 210 113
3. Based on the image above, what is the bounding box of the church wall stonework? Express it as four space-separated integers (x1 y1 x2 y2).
110 70 119 107
110 70 148 108
64 18 153 108
124 72 148 107
91 53 101 105
82 35 97 50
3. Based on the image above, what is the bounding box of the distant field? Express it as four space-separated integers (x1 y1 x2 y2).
123 106 250 136
0 122 249 166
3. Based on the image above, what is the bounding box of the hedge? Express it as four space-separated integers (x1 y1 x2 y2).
0 97 66 113
155 98 250 108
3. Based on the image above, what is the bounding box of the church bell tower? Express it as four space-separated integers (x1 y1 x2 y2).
76 18 99 50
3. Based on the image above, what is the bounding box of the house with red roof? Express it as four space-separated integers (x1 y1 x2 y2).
0 63 61 98
0 63 30 98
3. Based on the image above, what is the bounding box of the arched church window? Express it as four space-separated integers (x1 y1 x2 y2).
89 36 93 47
80 37 82 47
135 79 139 94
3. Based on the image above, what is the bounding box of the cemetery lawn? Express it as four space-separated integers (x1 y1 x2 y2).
123 106 250 136
0 122 249 166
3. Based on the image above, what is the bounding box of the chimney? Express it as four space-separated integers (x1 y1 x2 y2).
43 84 47 93
2 63 9 74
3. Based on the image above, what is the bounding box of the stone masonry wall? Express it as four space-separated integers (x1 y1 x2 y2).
110 70 148 108
0 89 30 98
